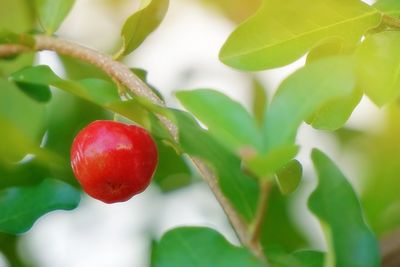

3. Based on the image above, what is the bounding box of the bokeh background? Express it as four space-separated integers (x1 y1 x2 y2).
2 0 397 266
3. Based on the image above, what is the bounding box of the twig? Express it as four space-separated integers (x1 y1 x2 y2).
382 14 400 29
0 35 262 259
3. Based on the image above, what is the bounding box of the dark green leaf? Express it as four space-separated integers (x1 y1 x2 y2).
219 0 380 70
153 227 263 267
275 159 302 195
309 149 380 267
34 0 75 34
355 31 400 106
14 82 51 102
267 248 324 267
263 56 355 152
177 89 261 152
117 0 169 57
0 179 80 234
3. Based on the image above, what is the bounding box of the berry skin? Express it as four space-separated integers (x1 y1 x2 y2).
70 120 158 204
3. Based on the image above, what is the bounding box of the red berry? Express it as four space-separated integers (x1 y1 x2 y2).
70 120 158 204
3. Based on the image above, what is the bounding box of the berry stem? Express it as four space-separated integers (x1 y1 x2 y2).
0 35 264 260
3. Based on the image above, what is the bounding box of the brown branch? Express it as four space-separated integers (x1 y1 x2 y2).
0 35 261 258
380 229 400 267
382 14 400 29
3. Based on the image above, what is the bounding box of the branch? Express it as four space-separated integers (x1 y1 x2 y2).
382 14 400 29
0 36 261 258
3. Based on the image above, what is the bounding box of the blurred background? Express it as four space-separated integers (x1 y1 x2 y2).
2 0 399 266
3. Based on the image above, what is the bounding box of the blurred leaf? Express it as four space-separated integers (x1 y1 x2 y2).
131 68 164 101
171 110 259 221
307 89 362 131
153 227 263 267
199 0 261 23
0 53 35 78
355 31 400 106
10 65 172 141
14 82 51 103
59 55 111 81
275 159 302 195
0 159 49 190
177 89 261 152
0 0 34 32
116 0 169 57
219 0 380 70
0 179 80 234
263 56 355 152
261 185 306 253
252 79 268 127
306 39 344 63
0 79 46 141
34 0 75 34
267 248 324 267
245 145 299 178
374 0 400 15
309 149 380 267
153 140 192 192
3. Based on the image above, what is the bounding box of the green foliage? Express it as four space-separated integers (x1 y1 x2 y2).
0 179 80 234
275 160 302 195
310 149 380 267
375 0 400 15
34 0 75 34
153 227 264 267
267 249 324 267
116 0 169 57
220 0 380 70
0 0 34 32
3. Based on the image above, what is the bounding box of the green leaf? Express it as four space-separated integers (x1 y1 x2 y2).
306 39 344 64
153 140 192 192
306 89 362 131
275 159 302 195
245 145 299 178
309 149 380 267
374 0 400 15
171 110 259 221
117 0 169 57
252 79 268 127
0 179 80 234
34 0 75 34
219 0 380 70
131 68 164 101
263 56 355 152
267 249 324 267
153 227 263 267
14 82 51 103
355 31 400 106
0 0 34 32
176 89 261 152
10 65 172 141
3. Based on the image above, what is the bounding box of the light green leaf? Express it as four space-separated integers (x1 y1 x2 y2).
0 0 33 32
220 0 380 70
245 145 299 178
153 227 263 267
263 56 355 152
307 89 362 131
14 82 52 103
34 0 75 34
374 0 400 15
117 0 169 57
252 79 268 127
275 159 302 195
355 31 400 106
309 149 380 267
0 179 80 234
306 39 344 64
176 89 261 152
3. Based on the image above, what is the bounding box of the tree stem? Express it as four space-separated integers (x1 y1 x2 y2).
0 35 263 259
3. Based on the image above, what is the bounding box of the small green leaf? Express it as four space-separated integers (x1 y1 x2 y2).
310 149 380 267
14 82 51 103
0 179 80 234
219 0 380 70
355 31 400 106
275 159 302 195
307 89 362 131
153 227 263 267
153 140 192 192
117 0 169 57
177 89 261 152
252 79 268 127
263 56 355 152
34 0 75 34
245 145 299 178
